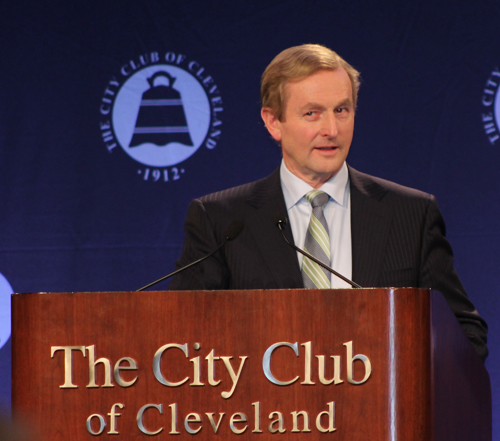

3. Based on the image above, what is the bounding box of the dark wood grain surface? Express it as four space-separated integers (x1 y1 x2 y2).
12 288 491 440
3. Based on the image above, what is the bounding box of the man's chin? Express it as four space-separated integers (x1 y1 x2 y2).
311 161 344 178
303 167 344 188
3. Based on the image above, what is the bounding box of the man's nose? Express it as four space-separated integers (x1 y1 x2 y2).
321 112 338 137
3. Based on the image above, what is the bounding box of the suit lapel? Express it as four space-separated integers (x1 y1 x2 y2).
349 167 393 287
244 168 303 288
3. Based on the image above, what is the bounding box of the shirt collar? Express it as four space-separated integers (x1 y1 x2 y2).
280 160 349 210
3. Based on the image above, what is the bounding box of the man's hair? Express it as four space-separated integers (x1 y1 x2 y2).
261 44 361 121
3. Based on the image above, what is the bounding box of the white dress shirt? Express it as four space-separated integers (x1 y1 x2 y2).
280 160 352 288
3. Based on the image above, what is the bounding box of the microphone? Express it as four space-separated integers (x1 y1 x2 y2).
276 217 362 289
136 220 244 292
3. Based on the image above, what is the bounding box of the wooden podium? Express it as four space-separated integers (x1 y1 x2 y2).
12 288 491 440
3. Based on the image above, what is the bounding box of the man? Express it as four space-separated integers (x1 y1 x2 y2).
169 44 488 361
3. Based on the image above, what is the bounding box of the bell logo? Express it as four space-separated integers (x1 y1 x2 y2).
129 71 195 149
100 51 223 182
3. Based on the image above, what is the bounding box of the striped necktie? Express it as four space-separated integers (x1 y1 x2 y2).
301 190 331 289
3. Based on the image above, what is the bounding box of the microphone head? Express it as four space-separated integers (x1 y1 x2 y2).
225 220 244 240
273 214 287 231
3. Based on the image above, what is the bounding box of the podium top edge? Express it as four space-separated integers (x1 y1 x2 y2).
12 287 432 296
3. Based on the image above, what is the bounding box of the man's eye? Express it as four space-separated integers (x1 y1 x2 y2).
304 111 316 116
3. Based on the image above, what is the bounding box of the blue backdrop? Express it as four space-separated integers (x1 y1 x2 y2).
1 1 499 438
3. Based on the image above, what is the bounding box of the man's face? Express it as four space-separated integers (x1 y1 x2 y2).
262 68 355 188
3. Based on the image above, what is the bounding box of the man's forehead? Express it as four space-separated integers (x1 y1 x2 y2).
284 69 353 102
288 67 348 82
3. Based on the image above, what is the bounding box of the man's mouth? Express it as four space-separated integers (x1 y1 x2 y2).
315 146 338 150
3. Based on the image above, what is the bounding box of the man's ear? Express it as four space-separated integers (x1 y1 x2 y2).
261 107 282 142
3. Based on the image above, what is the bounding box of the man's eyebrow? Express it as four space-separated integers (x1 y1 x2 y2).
335 98 353 108
299 102 327 111
300 98 354 112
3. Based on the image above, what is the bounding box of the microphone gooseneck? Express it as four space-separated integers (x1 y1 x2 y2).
276 217 362 289
136 220 244 292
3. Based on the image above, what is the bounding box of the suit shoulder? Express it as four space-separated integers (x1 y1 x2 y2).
349 167 434 203
195 168 280 207
196 177 263 205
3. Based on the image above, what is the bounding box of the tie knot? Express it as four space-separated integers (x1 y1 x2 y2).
305 190 329 208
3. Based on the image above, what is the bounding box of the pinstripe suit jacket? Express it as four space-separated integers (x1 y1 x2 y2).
169 166 488 360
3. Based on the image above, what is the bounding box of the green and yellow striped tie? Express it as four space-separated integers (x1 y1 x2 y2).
301 190 331 289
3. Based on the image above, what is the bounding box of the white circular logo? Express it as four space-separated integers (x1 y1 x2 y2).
113 65 211 167
0 273 13 349
100 51 223 182
481 68 500 145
